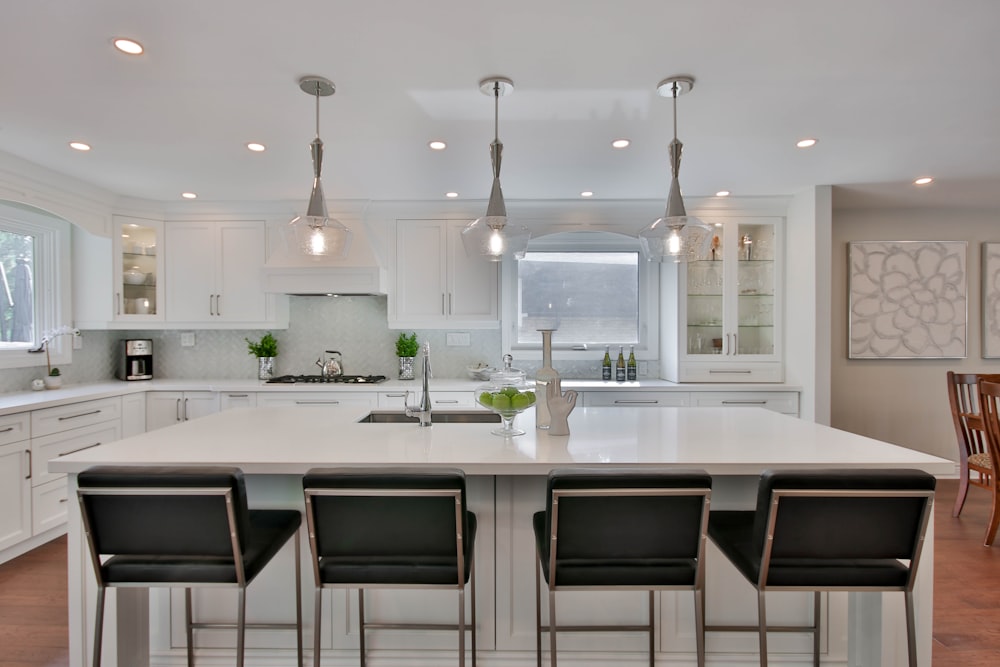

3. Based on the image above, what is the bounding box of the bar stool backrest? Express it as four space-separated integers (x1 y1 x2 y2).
78 466 250 558
752 469 935 572
546 469 712 565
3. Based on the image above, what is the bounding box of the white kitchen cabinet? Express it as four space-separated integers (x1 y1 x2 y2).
32 477 69 535
146 392 220 431
31 420 121 487
690 391 799 417
583 391 690 408
256 392 375 409
661 217 783 383
220 392 257 410
378 390 479 409
113 215 165 322
121 392 147 437
0 434 31 552
164 220 272 324
390 220 499 328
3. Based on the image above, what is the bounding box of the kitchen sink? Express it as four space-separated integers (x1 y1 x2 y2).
358 410 500 424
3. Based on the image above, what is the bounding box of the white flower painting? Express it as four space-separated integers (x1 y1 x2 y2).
983 243 1000 358
849 241 967 359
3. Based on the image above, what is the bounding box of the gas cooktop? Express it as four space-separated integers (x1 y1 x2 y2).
266 374 388 384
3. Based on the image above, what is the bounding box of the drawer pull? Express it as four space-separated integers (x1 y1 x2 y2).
0 426 14 433
721 400 767 405
434 400 460 405
613 400 660 405
384 393 407 398
295 401 341 405
59 442 102 456
227 394 249 398
708 369 753 374
58 409 102 421
25 450 31 480
59 498 68 504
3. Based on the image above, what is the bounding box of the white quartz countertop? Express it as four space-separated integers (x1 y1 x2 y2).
49 405 950 477
0 378 801 416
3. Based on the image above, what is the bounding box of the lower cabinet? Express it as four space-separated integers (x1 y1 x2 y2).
583 391 691 408
0 440 31 552
32 478 69 535
220 392 257 410
146 392 221 431
377 390 479 410
690 391 799 416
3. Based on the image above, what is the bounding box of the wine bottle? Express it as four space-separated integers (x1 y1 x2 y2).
615 346 626 382
627 346 637 381
602 345 612 381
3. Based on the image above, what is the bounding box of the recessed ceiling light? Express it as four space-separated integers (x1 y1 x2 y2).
445 192 459 198
69 141 91 151
611 139 630 149
580 191 594 198
914 177 934 186
113 38 144 55
715 190 731 197
796 138 818 148
181 192 197 199
246 142 266 152
428 140 447 151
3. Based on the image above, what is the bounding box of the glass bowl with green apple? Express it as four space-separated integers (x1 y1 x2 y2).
474 355 535 436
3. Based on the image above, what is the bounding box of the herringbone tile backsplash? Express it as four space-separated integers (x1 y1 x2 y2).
0 296 646 394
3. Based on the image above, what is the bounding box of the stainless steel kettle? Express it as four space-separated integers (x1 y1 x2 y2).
317 350 343 378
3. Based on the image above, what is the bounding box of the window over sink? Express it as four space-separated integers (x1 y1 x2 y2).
502 232 659 360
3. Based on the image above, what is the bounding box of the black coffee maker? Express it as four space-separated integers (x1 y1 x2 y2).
117 339 153 381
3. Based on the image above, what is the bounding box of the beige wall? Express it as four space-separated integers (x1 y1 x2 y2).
831 207 1000 465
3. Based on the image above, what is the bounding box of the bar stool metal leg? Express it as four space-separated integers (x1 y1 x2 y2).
294 533 303 667
470 559 477 667
236 587 246 667
313 587 322 667
905 590 918 667
549 589 558 667
757 590 768 667
92 585 106 667
812 591 821 667
534 558 542 667
184 588 194 667
694 586 705 667
358 589 367 667
646 590 654 667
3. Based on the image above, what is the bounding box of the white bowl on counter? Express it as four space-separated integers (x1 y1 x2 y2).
467 365 498 381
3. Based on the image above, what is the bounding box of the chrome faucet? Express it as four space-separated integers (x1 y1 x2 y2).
405 342 433 427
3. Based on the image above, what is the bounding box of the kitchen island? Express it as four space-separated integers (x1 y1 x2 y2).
51 405 950 667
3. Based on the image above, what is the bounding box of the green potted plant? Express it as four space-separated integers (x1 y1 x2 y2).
44 367 62 390
245 333 278 380
395 332 419 380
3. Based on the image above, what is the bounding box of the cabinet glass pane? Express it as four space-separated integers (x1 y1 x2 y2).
686 240 724 355
120 223 158 316
736 223 774 355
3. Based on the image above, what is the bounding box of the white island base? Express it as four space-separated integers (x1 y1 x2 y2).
52 406 951 667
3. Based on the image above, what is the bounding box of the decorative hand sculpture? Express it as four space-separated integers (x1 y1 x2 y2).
546 378 577 436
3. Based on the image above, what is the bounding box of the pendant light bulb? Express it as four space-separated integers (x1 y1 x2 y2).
461 77 530 261
638 76 713 263
287 76 352 259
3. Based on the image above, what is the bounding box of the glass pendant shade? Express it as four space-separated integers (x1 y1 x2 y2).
288 77 352 258
462 77 529 261
639 76 712 263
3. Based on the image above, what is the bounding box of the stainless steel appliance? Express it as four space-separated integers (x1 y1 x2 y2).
117 339 153 381
265 374 386 384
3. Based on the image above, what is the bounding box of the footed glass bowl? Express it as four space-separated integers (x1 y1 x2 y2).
474 356 535 436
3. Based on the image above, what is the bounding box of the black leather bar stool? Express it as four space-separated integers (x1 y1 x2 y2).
533 468 712 667
76 466 303 667
302 467 477 667
706 468 936 667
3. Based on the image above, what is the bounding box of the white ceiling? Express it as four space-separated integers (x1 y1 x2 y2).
2 0 999 211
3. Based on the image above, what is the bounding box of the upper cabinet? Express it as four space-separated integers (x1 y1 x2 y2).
114 216 165 322
390 220 499 328
661 217 784 383
165 220 278 325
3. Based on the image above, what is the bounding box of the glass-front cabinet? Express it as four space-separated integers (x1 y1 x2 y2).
113 215 164 322
662 217 783 382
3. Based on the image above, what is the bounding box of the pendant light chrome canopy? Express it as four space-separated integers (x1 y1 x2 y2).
461 77 530 262
638 76 713 263
287 76 352 258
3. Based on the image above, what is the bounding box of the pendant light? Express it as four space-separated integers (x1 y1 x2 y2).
287 76 352 258
638 76 713 263
461 77 530 262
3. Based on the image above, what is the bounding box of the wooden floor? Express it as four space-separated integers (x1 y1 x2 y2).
0 478 997 666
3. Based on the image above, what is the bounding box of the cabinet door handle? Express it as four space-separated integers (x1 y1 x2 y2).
58 410 102 422
448 293 453 315
59 442 103 456
441 293 446 315
215 294 221 317
613 399 659 405
176 398 182 422
721 400 767 405
709 369 753 375
0 426 14 433
294 400 341 405
116 292 122 316
209 295 215 316
25 449 31 480
732 332 738 355
184 398 190 420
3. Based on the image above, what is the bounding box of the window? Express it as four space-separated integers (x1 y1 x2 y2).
0 202 71 370
503 232 659 359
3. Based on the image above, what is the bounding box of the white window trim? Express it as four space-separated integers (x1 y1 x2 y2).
0 202 73 371
501 231 659 362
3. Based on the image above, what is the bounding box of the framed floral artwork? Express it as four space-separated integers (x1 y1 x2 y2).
983 243 1000 358
848 241 967 359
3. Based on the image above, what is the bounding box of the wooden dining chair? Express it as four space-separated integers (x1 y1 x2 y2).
947 371 994 517
976 378 1000 546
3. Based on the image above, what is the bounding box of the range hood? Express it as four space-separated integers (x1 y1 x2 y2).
262 217 388 295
